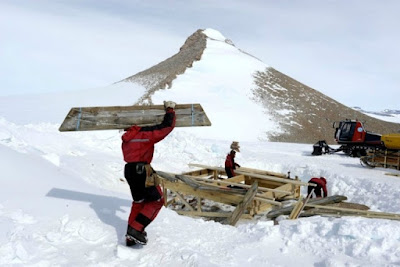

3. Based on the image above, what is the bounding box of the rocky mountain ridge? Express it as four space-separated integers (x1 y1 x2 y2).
119 28 400 143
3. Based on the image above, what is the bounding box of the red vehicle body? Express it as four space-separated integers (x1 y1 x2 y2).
313 119 383 157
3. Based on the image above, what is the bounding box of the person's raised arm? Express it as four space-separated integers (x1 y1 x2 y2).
140 101 176 143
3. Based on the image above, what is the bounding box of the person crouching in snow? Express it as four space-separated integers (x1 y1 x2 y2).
307 177 328 198
225 141 241 178
121 101 176 246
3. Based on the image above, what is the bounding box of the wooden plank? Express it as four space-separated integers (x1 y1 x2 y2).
176 211 252 219
266 195 348 219
174 191 195 211
300 210 400 220
162 179 248 206
59 103 211 131
197 197 202 212
194 179 281 205
227 181 258 226
289 196 304 220
187 175 292 194
291 188 314 220
171 178 282 206
252 183 296 214
238 166 288 178
385 172 400 177
162 180 168 206
159 172 282 207
296 188 314 218
225 175 246 183
236 170 311 187
189 163 312 187
305 204 400 219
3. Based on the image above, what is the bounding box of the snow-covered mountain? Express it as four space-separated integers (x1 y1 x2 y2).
119 28 400 143
1 28 400 266
1 28 398 143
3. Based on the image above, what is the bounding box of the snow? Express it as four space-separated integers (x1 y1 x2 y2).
363 112 400 124
1 28 400 266
2 115 400 266
203 28 227 41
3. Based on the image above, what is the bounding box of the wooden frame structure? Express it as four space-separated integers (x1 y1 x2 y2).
156 164 315 225
364 150 400 170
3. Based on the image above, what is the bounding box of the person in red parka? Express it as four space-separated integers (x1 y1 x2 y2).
307 177 328 198
122 101 176 246
225 141 241 178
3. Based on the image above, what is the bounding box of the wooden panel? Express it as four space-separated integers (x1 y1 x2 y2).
227 181 258 226
59 103 211 131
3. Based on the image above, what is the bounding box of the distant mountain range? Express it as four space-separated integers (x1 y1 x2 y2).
353 107 400 117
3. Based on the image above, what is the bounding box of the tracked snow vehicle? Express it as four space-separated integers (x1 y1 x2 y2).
312 119 400 170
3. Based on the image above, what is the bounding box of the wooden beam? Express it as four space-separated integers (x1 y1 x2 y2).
175 210 252 219
294 188 314 219
227 181 258 226
162 179 247 206
235 170 312 187
179 179 282 206
289 196 304 220
191 179 282 206
197 197 202 212
266 195 348 219
225 175 246 183
188 175 292 194
189 163 312 187
173 191 195 211
237 166 288 178
385 172 400 177
305 204 400 220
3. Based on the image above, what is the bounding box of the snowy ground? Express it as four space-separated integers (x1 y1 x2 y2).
1 116 400 266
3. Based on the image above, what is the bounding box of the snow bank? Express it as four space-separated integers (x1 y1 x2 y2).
1 115 400 266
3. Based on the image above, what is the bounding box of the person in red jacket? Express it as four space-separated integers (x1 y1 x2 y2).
122 101 176 246
307 177 328 198
225 141 241 178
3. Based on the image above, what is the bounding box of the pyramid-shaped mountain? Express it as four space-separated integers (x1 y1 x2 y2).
118 28 400 143
1 29 398 143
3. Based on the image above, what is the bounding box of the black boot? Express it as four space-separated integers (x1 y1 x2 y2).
126 225 147 245
125 237 136 247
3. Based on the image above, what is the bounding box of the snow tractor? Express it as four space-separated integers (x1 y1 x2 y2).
312 119 400 170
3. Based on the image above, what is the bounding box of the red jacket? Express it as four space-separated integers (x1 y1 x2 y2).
225 153 239 177
122 109 176 163
309 177 328 197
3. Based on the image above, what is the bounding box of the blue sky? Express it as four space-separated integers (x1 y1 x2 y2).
1 0 399 111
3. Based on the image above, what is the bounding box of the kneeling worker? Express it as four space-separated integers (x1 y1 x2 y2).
307 177 328 198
